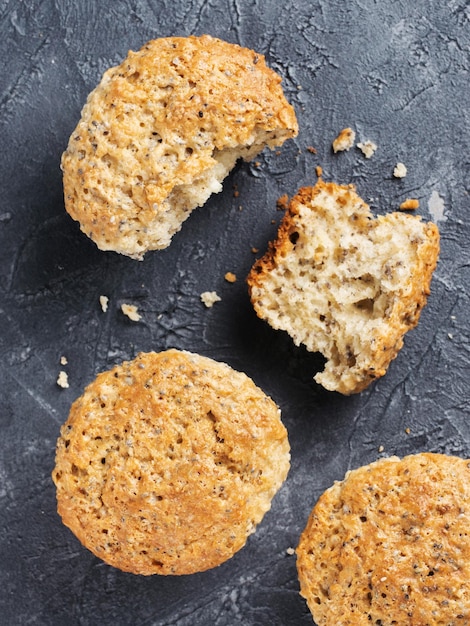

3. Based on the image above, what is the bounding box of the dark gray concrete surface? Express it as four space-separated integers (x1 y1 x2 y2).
0 0 469 624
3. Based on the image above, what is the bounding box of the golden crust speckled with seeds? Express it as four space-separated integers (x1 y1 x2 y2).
247 180 440 394
62 35 298 259
296 453 470 625
52 349 290 575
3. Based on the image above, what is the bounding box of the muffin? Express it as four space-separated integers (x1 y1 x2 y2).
62 35 298 259
296 453 470 624
52 349 290 575
247 180 439 394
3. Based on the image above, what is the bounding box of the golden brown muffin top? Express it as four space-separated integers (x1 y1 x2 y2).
53 349 290 575
297 453 470 624
62 35 298 258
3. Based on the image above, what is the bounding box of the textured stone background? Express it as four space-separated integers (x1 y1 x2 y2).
0 0 469 624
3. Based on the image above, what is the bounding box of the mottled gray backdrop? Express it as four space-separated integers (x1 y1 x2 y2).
0 0 469 624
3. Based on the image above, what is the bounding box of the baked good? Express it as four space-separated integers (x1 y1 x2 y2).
52 349 290 575
247 180 439 394
296 453 470 625
62 35 298 259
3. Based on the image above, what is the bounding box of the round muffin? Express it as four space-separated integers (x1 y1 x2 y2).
52 349 290 575
296 453 470 625
62 34 298 259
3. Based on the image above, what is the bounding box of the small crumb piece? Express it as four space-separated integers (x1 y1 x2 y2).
332 127 356 153
315 165 323 177
357 140 378 159
60 356 68 366
393 162 407 178
99 295 109 312
378 445 384 453
286 547 295 556
121 303 141 321
233 185 239 198
253 161 261 168
200 291 221 308
251 247 259 254
448 333 453 340
405 427 411 435
307 146 317 154
399 198 420 210
277 194 289 211
57 371 69 389
224 272 237 283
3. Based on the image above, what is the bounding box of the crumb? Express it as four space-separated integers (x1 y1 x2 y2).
357 140 378 159
200 291 221 308
233 185 239 198
297 85 302 90
277 194 289 211
121 303 141 321
60 356 68 366
405 427 411 435
271 219 277 225
307 146 317 154
99 295 109 312
286 547 295 556
57 371 69 389
275 150 282 156
393 162 407 178
332 127 356 153
224 272 237 283
315 165 323 177
251 247 259 254
399 198 419 210
253 161 261 168
448 333 453 340
378 445 384 453
238 205 243 211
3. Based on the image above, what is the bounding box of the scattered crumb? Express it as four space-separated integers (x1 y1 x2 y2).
57 371 69 389
307 146 317 154
238 205 243 211
405 427 411 435
121 303 141 321
378 445 384 453
399 198 420 210
315 165 323 177
275 150 282 156
271 219 277 225
357 140 378 159
224 272 237 283
297 84 302 90
253 161 261 168
99 295 109 312
200 291 221 308
286 547 295 556
251 247 259 254
60 356 68 366
393 162 407 178
448 333 453 340
332 127 356 153
233 185 239 198
277 194 289 211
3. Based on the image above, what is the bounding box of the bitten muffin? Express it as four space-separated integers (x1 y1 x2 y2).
52 349 290 575
247 180 440 394
296 453 470 625
62 35 298 259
